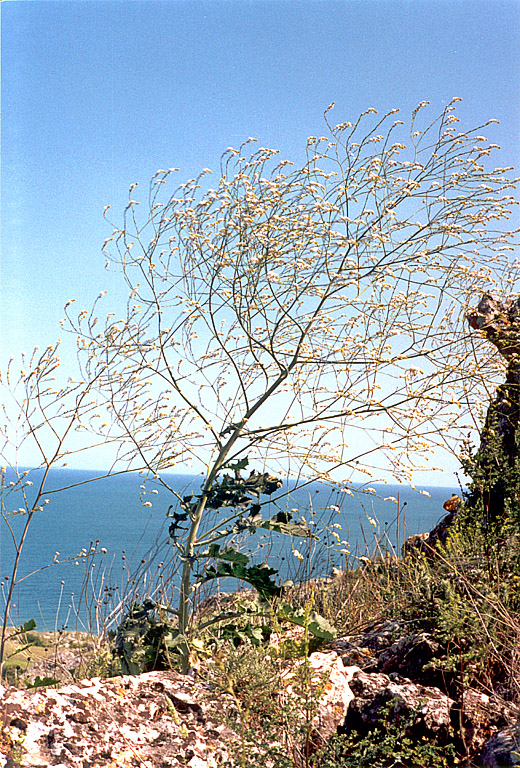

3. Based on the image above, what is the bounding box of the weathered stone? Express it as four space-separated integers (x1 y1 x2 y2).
346 670 455 739
0 671 236 767
378 632 443 681
305 653 359 745
333 620 444 679
451 689 515 758
332 620 404 656
332 622 406 674
281 651 360 765
480 725 520 767
1 635 518 767
335 643 379 672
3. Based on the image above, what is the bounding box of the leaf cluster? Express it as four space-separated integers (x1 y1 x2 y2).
318 701 457 768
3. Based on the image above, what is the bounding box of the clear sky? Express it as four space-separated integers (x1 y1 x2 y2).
2 0 520 481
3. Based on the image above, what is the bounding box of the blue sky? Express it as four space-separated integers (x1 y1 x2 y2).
2 0 520 479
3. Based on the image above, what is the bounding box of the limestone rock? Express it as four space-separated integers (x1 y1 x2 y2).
332 621 446 684
346 669 455 739
332 620 403 658
1 638 518 767
480 725 520 767
281 651 360 765
0 671 235 767
378 632 443 682
452 689 515 758
304 653 359 746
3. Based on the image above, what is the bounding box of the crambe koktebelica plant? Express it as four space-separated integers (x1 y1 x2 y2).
63 99 518 671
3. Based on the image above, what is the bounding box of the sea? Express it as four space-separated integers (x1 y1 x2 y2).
0 469 459 633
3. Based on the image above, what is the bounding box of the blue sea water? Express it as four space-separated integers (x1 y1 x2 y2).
0 469 458 632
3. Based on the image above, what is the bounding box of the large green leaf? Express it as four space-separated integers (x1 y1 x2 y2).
277 604 337 640
205 543 250 566
260 511 317 538
210 509 315 543
200 560 282 599
10 619 37 638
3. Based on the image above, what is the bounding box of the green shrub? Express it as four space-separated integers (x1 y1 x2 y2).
317 702 456 768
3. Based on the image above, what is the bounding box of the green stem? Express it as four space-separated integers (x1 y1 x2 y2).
177 428 247 672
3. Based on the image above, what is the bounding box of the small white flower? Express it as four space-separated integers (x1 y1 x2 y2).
143 501 153 507
367 516 377 527
292 549 304 561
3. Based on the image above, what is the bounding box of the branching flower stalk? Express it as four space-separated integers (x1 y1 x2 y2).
0 340 152 671
58 100 520 670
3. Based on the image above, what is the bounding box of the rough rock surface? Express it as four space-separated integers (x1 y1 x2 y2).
1 626 518 767
331 620 446 681
332 620 519 763
0 652 362 768
0 671 236 768
331 619 404 668
480 725 520 767
377 632 443 681
454 689 514 758
280 652 360 764
346 669 455 739
301 653 359 746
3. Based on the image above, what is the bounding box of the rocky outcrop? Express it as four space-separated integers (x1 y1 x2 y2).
480 725 520 767
467 292 520 525
457 689 514 758
0 671 236 767
332 620 519 765
346 669 454 739
2 628 518 767
280 653 359 765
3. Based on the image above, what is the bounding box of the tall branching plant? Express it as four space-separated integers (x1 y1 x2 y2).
37 100 520 670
